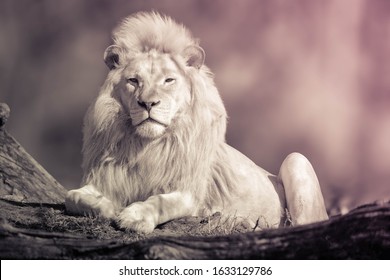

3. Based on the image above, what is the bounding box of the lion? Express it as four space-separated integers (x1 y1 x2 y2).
65 11 328 233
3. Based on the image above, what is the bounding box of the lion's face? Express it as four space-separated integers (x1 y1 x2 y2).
115 51 191 139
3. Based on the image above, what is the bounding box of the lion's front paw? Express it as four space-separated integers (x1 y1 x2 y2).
65 189 116 219
117 203 157 234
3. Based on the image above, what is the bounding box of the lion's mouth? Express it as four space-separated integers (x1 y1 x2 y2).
133 117 169 139
138 117 167 127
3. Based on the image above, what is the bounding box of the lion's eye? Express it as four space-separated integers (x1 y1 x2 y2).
127 78 139 85
164 78 175 84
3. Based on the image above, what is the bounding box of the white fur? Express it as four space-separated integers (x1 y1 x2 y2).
113 11 198 56
65 12 328 233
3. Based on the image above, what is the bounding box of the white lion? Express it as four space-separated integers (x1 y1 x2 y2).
65 12 328 233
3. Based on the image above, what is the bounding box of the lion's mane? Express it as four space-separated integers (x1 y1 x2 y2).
81 12 229 211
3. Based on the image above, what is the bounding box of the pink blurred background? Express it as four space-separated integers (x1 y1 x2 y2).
1 0 389 213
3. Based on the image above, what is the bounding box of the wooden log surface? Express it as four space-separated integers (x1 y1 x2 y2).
0 199 389 259
0 103 66 204
0 103 389 260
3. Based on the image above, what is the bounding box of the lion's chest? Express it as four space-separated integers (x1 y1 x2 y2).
97 152 185 207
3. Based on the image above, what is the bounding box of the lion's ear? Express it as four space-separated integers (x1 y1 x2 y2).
182 45 205 69
104 45 122 70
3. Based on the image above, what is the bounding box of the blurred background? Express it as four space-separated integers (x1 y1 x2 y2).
1 0 389 214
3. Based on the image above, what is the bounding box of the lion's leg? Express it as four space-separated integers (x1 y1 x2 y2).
278 152 328 225
65 184 117 219
118 191 195 233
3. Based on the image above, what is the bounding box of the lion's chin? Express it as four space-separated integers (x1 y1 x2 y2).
135 119 167 139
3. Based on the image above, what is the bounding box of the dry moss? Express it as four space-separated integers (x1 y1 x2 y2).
1 198 292 244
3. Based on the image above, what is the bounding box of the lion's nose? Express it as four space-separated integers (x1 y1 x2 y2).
137 100 161 112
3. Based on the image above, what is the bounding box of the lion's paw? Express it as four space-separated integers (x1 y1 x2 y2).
117 203 157 234
65 189 116 219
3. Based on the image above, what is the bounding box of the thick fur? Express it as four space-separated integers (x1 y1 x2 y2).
65 12 328 233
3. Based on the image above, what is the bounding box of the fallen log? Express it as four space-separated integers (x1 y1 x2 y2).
0 199 389 259
0 103 66 204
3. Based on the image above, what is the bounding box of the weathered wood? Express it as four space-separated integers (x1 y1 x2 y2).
0 199 389 259
0 103 66 203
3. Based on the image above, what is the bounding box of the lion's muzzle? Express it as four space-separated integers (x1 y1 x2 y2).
137 100 161 112
130 100 173 127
